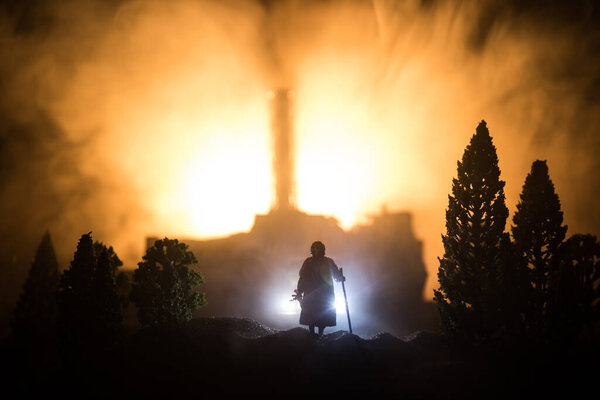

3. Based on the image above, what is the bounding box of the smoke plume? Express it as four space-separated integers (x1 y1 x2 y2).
0 0 598 334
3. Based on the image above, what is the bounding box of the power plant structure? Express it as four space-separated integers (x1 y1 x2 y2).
146 89 436 337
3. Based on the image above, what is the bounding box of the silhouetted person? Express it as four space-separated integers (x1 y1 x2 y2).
295 241 344 336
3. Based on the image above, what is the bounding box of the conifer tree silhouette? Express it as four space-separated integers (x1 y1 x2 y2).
434 121 516 341
57 232 128 363
89 241 130 346
511 160 567 340
131 238 205 327
12 232 59 350
553 234 600 344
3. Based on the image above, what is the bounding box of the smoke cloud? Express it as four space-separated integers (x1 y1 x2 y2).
1 0 598 333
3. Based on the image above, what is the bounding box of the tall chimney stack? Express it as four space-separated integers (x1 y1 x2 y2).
268 89 296 211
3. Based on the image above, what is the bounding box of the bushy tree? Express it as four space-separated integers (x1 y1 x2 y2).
57 232 129 362
131 238 206 327
511 160 568 340
434 120 522 341
12 231 59 346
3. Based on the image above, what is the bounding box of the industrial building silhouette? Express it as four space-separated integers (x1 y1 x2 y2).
146 89 436 336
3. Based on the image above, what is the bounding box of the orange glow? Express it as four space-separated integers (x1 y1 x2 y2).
102 78 273 239
33 0 593 299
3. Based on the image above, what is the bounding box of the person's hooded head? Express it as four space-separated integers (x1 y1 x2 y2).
310 241 325 258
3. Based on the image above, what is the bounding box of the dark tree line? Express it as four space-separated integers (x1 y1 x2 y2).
11 232 205 367
435 120 600 345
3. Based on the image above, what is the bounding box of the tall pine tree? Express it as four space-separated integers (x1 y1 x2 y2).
12 231 59 347
57 232 128 363
89 242 130 347
434 120 514 341
511 160 567 340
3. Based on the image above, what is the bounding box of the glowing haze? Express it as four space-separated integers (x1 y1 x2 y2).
1 0 599 300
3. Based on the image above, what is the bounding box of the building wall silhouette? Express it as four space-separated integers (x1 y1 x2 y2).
146 207 436 336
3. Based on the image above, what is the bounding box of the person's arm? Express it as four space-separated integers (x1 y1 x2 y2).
330 258 345 282
297 258 309 294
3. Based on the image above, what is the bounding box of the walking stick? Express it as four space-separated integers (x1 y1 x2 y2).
340 268 353 334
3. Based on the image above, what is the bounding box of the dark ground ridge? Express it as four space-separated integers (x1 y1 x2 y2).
3 317 598 398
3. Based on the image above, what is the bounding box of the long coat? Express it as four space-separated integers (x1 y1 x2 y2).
297 256 342 327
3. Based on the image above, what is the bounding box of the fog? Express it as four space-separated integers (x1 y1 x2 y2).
1 0 598 333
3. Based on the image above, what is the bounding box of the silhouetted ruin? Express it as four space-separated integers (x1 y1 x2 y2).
147 89 433 336
147 209 432 337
